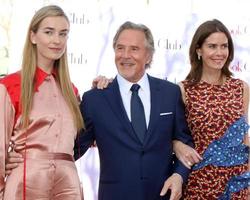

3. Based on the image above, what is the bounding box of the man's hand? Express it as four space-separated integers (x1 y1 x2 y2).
91 75 113 89
173 140 202 169
160 173 183 200
5 151 23 175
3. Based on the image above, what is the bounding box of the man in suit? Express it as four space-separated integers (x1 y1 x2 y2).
75 21 193 200
6 21 192 200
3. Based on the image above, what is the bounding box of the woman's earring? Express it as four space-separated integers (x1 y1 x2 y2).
197 54 201 60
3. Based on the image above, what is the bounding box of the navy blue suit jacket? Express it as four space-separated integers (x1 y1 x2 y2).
75 75 192 200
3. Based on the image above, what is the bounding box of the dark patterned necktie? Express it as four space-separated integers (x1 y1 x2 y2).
130 84 147 143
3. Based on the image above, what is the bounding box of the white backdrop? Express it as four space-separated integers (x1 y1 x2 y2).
0 0 250 199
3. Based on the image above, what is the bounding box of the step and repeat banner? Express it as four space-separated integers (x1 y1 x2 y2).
1 0 250 199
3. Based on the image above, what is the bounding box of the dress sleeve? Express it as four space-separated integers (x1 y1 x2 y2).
0 84 15 198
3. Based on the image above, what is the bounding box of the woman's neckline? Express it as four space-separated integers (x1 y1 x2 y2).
200 76 229 86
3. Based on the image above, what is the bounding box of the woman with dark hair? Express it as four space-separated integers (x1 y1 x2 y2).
0 5 84 199
174 19 249 199
4 18 249 199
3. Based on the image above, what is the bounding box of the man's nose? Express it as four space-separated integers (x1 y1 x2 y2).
122 48 131 58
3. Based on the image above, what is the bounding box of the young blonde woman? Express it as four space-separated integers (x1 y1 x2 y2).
0 5 84 200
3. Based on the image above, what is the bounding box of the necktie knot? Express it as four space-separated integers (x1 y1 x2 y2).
130 84 140 93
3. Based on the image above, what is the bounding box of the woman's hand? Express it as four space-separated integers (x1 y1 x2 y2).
5 151 23 175
173 140 202 169
92 75 113 89
244 134 250 147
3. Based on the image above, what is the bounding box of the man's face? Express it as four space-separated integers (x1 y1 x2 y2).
114 29 151 83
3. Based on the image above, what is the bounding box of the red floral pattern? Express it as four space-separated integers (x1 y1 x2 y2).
182 78 248 200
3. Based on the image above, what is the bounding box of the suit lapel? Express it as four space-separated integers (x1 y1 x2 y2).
144 75 161 145
103 78 139 142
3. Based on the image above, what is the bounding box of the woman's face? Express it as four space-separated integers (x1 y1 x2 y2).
30 16 69 69
197 32 229 71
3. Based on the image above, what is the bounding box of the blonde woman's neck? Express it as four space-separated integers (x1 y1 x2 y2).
37 61 55 74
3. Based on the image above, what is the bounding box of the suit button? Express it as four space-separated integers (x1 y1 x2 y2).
141 150 145 155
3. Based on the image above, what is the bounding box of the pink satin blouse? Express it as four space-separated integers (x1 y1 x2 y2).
0 67 82 200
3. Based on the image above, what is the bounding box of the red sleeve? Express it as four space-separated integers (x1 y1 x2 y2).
0 72 21 121
71 83 81 101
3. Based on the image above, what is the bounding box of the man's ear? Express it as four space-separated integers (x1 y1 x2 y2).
146 54 152 64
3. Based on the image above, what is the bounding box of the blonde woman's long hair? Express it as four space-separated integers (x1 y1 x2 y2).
21 5 84 131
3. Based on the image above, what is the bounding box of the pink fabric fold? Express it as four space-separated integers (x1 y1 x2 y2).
0 70 82 199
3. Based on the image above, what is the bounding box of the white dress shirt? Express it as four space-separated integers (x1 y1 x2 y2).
117 73 151 128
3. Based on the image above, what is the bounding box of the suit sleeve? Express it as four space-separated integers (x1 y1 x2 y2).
172 86 193 182
74 92 95 160
0 84 15 198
